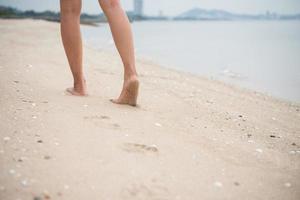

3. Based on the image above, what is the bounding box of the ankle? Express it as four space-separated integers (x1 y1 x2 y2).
124 64 138 79
74 78 86 88
125 75 138 83
124 71 138 80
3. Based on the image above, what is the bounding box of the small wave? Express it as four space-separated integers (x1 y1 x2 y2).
220 68 246 80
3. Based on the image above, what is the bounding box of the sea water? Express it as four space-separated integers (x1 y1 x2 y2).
82 20 300 102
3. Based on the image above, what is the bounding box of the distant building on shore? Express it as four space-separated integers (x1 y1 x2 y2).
134 0 143 16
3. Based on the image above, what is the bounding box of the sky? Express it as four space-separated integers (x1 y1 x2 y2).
0 0 300 16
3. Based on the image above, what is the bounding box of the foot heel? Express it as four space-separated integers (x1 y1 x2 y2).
127 80 139 106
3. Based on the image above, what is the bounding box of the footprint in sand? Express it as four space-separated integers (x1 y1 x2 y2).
83 115 120 129
121 143 158 154
84 115 110 120
95 68 115 75
121 182 169 200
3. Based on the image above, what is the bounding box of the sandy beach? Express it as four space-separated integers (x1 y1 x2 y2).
0 19 299 200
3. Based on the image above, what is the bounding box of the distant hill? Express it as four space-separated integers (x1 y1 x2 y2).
174 8 300 21
0 6 60 21
2 6 299 23
0 6 144 24
0 6 108 25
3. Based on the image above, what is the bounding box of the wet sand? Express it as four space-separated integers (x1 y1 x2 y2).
0 19 300 200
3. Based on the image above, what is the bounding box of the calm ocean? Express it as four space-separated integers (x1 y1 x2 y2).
82 20 300 102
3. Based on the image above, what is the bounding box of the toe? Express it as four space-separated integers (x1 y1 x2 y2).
65 88 87 96
65 88 75 95
110 99 120 104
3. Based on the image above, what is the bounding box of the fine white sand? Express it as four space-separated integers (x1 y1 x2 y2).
0 19 299 200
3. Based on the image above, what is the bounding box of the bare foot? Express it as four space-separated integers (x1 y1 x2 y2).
111 76 139 106
65 80 88 96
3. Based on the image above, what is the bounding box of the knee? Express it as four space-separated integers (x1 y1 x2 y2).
99 0 121 11
60 0 81 18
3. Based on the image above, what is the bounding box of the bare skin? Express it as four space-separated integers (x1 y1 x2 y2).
60 0 139 106
60 0 87 96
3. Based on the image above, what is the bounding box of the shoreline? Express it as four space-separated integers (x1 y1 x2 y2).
0 19 299 200
85 42 299 106
82 20 300 103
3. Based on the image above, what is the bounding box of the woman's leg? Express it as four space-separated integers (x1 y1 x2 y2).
60 0 87 96
98 0 139 106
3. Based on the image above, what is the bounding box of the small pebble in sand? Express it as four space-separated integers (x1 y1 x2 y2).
21 179 28 187
289 151 296 155
284 182 291 188
44 155 51 160
3 136 11 142
113 123 120 128
32 103 36 107
256 149 263 153
146 145 159 152
26 64 33 68
9 169 16 174
234 182 240 186
33 196 42 200
101 115 110 119
291 143 296 146
32 115 37 119
37 140 43 143
214 181 223 188
155 123 162 127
